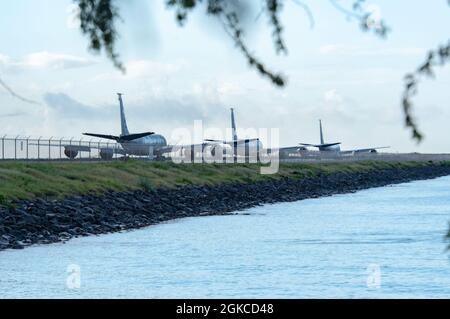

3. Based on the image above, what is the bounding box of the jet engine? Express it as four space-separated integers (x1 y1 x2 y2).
181 147 194 161
64 149 78 159
99 148 114 160
210 145 224 157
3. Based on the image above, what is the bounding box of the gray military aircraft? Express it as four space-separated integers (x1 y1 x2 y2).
61 93 170 159
81 93 168 159
204 108 263 157
299 119 389 154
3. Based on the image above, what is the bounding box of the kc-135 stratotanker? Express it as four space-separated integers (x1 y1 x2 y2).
54 93 388 160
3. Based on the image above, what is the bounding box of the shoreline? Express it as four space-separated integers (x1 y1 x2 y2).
1 163 450 251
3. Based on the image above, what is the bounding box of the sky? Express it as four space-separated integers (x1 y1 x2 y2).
0 0 449 152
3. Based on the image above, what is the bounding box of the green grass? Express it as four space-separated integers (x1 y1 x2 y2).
0 160 447 202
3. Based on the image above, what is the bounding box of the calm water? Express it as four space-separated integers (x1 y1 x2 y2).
1 176 450 298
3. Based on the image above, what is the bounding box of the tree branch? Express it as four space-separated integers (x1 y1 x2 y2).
167 0 287 87
402 41 450 142
329 0 390 37
291 0 315 29
77 0 124 72
0 75 40 105
265 0 287 54
221 12 286 87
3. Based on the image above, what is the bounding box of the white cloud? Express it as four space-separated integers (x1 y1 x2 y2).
125 60 180 78
319 44 426 57
318 89 368 123
0 53 11 65
93 59 184 82
217 81 243 95
324 89 343 104
190 80 242 99
319 44 340 55
0 51 95 71
22 51 94 70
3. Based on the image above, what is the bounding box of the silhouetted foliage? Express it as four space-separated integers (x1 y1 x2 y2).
74 1 417 133
402 41 450 142
72 0 394 88
78 0 124 71
0 0 448 143
164 0 287 86
330 0 389 38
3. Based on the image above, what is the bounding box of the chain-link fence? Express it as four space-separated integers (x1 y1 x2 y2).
0 135 124 161
1 135 447 163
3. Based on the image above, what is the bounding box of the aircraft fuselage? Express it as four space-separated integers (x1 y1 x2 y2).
318 144 341 152
120 133 167 156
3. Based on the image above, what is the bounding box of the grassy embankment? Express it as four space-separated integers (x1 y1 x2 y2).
0 160 448 204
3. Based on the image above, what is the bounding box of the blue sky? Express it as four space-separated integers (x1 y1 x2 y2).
0 0 449 152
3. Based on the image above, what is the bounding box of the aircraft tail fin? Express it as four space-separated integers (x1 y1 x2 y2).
319 119 324 144
231 108 238 141
118 93 130 136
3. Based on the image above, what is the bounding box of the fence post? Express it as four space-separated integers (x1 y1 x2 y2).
14 135 19 160
26 136 30 160
88 138 93 160
69 137 74 161
59 137 64 159
79 137 83 161
1 135 5 160
37 136 42 160
48 136 53 160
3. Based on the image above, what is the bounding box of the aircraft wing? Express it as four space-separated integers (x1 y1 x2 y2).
83 133 120 141
83 132 154 141
298 143 317 147
120 132 154 141
268 146 304 153
205 138 259 145
340 146 390 154
156 143 210 154
299 142 341 148
204 139 226 144
226 138 259 146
